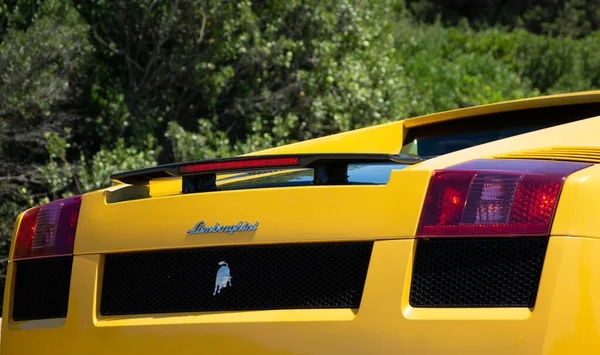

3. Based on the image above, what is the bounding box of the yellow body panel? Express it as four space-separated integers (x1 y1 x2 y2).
4 237 600 354
75 169 431 254
5 91 600 354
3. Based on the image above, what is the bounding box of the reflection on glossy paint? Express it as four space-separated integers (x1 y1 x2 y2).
548 239 600 354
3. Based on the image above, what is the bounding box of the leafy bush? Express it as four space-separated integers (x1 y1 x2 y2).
406 0 600 38
393 20 533 114
80 0 408 160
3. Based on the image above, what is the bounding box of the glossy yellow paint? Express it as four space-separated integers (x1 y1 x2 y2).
74 169 431 254
4 237 600 354
552 163 600 238
6 91 600 354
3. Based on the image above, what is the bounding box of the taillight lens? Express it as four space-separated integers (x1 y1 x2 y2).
14 195 82 260
417 159 590 237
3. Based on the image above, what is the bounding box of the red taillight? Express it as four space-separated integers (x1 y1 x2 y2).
417 159 590 237
14 195 82 260
179 156 300 174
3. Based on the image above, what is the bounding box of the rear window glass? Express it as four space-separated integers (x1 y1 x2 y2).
401 126 543 157
400 103 600 158
216 162 409 190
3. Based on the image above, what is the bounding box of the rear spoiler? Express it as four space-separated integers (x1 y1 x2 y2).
111 153 421 192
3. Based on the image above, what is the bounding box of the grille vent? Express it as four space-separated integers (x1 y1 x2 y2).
13 257 73 321
410 237 548 308
101 242 373 316
498 146 600 164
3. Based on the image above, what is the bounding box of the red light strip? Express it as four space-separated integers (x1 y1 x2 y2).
179 156 301 174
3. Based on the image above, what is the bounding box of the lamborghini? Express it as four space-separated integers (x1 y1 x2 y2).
4 91 600 354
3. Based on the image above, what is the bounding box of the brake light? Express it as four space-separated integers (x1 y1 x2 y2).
14 195 82 260
417 159 590 237
179 156 300 174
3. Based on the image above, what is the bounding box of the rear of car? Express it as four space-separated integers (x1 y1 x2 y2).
4 91 600 355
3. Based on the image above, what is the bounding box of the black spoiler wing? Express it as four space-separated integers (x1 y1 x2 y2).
110 153 421 188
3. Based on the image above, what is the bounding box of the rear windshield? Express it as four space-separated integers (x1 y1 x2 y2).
400 103 600 158
216 162 409 190
402 125 543 157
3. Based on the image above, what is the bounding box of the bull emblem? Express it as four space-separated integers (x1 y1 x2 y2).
213 261 232 295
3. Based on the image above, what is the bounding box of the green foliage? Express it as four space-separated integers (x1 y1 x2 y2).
393 18 600 116
0 1 45 37
0 1 94 312
40 129 75 199
41 129 161 195
406 0 600 38
76 137 160 192
166 120 234 162
78 0 408 159
0 0 91 121
521 0 600 38
394 20 533 114
161 0 410 161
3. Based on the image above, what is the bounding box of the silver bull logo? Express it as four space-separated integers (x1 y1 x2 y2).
213 261 232 295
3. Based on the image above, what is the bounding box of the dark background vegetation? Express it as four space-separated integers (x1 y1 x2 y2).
1 0 600 309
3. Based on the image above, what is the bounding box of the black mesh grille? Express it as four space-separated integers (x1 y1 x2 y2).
13 256 73 321
410 237 548 308
101 242 373 316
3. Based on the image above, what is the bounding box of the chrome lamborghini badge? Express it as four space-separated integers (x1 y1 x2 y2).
187 221 259 235
213 261 232 295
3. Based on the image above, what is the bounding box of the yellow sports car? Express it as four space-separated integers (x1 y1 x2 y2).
4 91 600 354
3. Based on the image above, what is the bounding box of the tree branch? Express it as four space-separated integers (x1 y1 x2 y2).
92 27 144 72
197 10 207 45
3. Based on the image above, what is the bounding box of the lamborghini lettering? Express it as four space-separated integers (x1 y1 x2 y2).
186 221 259 235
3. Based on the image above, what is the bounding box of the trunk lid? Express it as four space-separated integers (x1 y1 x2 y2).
74 157 430 255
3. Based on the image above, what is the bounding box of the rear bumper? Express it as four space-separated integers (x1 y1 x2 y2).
3 236 600 355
